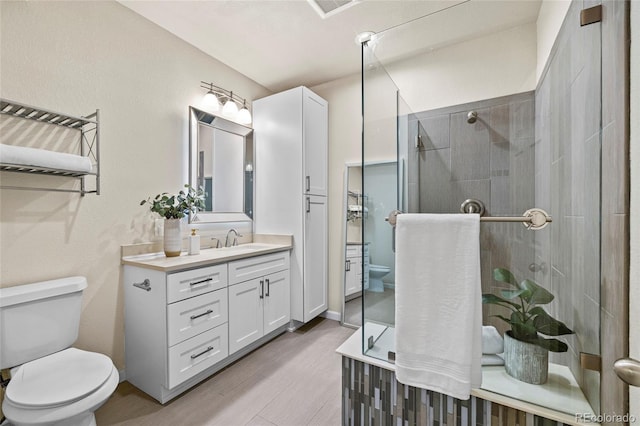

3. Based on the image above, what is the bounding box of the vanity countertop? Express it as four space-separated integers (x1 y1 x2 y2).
122 235 292 272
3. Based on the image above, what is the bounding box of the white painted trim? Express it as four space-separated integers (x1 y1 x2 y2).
118 369 126 383
320 310 341 322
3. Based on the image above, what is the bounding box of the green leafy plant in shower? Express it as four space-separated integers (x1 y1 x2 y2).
140 184 205 219
482 268 574 352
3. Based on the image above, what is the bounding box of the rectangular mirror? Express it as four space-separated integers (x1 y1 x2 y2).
189 106 254 223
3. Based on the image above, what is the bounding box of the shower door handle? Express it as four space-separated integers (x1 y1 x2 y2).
614 357 640 387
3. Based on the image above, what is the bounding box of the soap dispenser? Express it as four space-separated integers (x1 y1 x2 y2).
188 229 200 255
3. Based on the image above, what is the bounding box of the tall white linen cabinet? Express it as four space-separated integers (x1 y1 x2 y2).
253 86 328 324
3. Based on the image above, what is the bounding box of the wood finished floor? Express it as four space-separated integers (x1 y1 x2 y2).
95 318 353 426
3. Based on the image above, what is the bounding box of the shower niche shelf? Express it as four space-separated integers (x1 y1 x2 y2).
0 98 100 195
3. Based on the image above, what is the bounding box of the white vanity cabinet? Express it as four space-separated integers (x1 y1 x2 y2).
344 243 369 298
122 246 291 404
345 245 362 298
228 252 290 354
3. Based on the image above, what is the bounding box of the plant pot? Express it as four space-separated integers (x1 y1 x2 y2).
163 218 182 257
503 331 549 384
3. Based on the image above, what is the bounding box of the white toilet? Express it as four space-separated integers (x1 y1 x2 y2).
0 277 118 426
368 257 390 293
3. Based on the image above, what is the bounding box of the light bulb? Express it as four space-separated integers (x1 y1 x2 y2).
203 91 220 111
222 92 239 118
237 103 252 125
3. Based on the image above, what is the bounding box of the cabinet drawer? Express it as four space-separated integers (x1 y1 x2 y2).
228 251 290 285
167 323 228 389
346 246 360 257
167 288 228 347
167 264 227 303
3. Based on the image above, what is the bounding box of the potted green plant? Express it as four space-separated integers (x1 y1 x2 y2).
141 185 205 257
482 267 574 384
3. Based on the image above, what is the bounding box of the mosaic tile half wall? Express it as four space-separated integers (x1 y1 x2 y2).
342 358 570 426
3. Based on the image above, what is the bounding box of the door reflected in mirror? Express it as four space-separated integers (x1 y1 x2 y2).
342 161 397 329
189 106 253 223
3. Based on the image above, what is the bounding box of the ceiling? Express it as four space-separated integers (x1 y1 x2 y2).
119 0 542 93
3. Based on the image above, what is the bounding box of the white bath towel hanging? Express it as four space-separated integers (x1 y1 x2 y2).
0 144 92 174
394 213 482 400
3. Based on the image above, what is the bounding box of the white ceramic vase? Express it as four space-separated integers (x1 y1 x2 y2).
503 331 549 384
163 218 182 257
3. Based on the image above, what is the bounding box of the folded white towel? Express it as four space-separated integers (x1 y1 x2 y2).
394 214 482 400
481 354 504 366
482 326 504 354
0 144 92 174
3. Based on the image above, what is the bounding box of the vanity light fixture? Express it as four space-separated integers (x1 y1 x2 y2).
203 90 221 112
200 81 252 125
222 91 239 118
237 99 252 125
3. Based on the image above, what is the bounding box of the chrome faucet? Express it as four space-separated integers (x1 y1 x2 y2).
211 237 222 248
225 229 243 247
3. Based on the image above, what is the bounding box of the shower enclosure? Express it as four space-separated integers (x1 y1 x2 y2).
359 0 616 418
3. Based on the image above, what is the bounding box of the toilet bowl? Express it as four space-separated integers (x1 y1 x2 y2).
2 348 119 426
0 277 118 426
368 264 390 293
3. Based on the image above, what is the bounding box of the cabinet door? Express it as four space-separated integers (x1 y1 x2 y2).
263 270 290 335
228 278 264 354
303 89 328 196
344 257 359 297
303 195 328 322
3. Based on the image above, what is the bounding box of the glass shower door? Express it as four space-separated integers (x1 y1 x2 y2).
360 0 603 416
361 37 406 361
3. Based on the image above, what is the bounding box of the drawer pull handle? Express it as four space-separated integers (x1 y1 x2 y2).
190 278 213 286
190 309 213 320
260 280 264 299
190 346 214 360
133 279 151 292
266 278 270 297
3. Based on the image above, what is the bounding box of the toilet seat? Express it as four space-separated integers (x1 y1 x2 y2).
6 348 114 408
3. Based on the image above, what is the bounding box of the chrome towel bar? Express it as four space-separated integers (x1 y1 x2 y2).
385 207 552 231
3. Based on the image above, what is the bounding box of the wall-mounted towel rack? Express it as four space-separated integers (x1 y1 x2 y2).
385 207 552 231
0 98 100 195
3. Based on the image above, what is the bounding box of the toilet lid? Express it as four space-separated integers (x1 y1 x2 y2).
6 348 114 408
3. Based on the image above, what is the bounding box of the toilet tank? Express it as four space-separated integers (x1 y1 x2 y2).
0 276 87 369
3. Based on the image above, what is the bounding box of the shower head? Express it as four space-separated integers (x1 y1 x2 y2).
467 111 478 124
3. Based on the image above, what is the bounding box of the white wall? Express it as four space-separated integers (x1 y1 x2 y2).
312 22 537 315
312 74 364 315
536 0 572 82
630 0 639 418
0 1 269 369
384 23 537 113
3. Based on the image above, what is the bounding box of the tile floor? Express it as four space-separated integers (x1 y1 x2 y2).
96 318 353 426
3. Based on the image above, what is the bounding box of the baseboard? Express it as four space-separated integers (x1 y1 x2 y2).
118 369 127 383
320 310 341 322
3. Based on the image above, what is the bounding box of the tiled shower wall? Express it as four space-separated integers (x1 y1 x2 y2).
534 0 602 414
406 92 537 336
